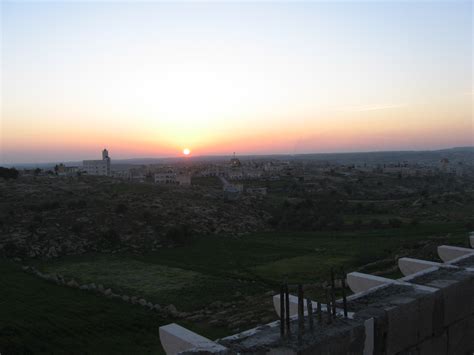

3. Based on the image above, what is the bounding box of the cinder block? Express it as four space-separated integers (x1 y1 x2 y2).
385 298 419 354
437 276 474 326
418 332 448 355
415 291 443 340
299 323 366 355
379 292 440 354
447 315 474 355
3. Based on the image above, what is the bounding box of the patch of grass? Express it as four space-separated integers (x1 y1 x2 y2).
40 256 259 312
0 259 166 354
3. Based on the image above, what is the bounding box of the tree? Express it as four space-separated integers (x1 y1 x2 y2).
0 167 19 180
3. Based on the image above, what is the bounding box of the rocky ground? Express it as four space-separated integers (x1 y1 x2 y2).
0 176 271 259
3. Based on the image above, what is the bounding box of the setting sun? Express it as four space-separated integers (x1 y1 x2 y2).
183 148 191 156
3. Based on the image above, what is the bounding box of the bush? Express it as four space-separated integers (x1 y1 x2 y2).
114 203 128 214
165 225 192 245
102 228 120 244
0 167 19 180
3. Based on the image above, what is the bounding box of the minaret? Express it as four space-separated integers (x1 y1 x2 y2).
102 148 111 176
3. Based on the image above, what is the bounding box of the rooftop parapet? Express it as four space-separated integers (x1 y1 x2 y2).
159 237 474 355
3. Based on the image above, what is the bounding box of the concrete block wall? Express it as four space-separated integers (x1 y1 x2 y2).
159 242 474 355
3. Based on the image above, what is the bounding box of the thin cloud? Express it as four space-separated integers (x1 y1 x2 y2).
339 103 406 112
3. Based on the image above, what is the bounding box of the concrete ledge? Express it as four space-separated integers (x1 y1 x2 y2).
398 257 442 276
346 272 395 293
159 323 227 355
437 245 474 263
446 253 474 267
399 266 440 283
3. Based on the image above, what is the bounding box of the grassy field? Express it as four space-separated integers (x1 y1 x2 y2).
35 222 469 308
3 222 470 353
0 259 166 354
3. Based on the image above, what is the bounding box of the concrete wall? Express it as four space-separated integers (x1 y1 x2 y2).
160 243 474 355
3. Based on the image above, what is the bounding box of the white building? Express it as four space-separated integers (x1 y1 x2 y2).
83 149 111 176
154 171 191 186
154 171 177 184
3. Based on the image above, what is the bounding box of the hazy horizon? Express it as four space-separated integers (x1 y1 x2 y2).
2 0 473 164
4 145 473 167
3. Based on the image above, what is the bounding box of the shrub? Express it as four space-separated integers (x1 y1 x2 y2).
102 228 120 244
0 167 19 180
165 225 192 245
114 203 128 214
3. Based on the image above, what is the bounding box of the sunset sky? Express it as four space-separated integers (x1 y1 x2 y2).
1 0 473 164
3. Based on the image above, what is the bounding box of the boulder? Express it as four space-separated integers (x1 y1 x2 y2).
165 304 178 316
138 298 147 306
67 279 79 288
122 295 130 302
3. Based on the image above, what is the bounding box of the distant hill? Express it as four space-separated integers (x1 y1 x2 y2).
3 146 473 169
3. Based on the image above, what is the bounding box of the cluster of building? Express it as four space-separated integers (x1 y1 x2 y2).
19 150 473 191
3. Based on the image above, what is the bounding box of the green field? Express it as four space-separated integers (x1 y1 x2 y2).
2 222 470 353
0 259 166 354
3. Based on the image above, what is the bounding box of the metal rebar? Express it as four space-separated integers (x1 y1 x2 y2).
280 284 285 336
307 298 313 331
341 268 348 318
325 289 332 324
285 284 291 335
330 268 337 317
298 284 305 338
317 300 322 324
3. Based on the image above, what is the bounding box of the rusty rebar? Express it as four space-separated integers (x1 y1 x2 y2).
297 284 305 338
280 284 285 336
307 298 313 331
325 289 332 324
285 284 291 335
341 268 348 318
330 268 337 317
317 300 322 324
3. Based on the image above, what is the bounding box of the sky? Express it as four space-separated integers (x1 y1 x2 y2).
1 0 473 164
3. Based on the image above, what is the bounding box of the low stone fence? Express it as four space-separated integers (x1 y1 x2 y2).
21 265 183 318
